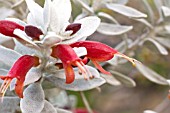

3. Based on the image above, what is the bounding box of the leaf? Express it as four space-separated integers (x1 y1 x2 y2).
45 90 69 107
0 7 15 20
14 39 37 55
143 110 157 113
161 6 170 17
106 3 147 18
97 22 133 35
155 37 170 48
0 34 12 44
144 38 168 55
97 12 118 24
73 0 94 14
110 71 136 87
0 97 20 113
46 66 106 91
135 60 169 85
0 45 21 70
134 18 153 29
101 74 121 86
56 108 72 113
20 82 45 113
41 100 57 113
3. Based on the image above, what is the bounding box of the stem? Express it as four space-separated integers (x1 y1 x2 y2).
80 91 93 113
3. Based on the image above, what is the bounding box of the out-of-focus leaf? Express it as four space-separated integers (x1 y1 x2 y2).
153 0 163 21
143 110 157 113
164 25 170 33
134 18 153 29
112 0 128 4
56 108 72 113
162 6 170 17
0 45 21 70
144 38 168 55
20 82 45 113
97 22 133 35
110 71 136 87
101 74 121 86
0 97 20 113
73 0 94 14
0 7 15 19
45 90 68 107
135 60 169 85
155 37 170 48
97 12 118 24
106 3 147 18
41 100 57 113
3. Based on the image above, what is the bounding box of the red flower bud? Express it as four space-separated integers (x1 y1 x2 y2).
0 55 39 100
0 20 24 38
51 44 93 84
25 25 43 40
65 23 81 35
70 41 135 74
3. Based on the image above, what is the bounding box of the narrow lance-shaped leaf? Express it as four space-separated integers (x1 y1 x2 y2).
106 3 147 18
143 38 168 55
110 70 136 87
135 60 169 85
97 22 133 35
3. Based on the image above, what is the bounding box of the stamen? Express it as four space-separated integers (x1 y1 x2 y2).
80 61 94 79
75 61 88 80
116 52 136 66
0 78 12 102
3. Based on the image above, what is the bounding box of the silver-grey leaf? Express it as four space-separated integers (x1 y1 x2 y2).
143 110 157 113
0 97 20 113
162 6 170 17
41 100 57 113
20 82 45 113
135 60 169 85
0 45 21 70
106 3 147 18
144 38 168 55
155 37 170 48
97 22 133 35
45 76 106 91
56 108 72 113
110 71 136 87
101 73 121 86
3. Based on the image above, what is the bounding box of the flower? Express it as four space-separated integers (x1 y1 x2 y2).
51 44 93 84
0 55 39 99
70 41 136 74
0 20 24 38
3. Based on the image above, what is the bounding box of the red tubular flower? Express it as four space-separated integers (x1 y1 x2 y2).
0 20 24 37
51 44 93 84
65 23 81 35
70 41 136 74
0 55 39 100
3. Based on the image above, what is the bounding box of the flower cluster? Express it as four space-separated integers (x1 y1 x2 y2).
0 0 136 108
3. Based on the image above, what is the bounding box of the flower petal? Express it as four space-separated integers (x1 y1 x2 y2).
20 82 45 113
